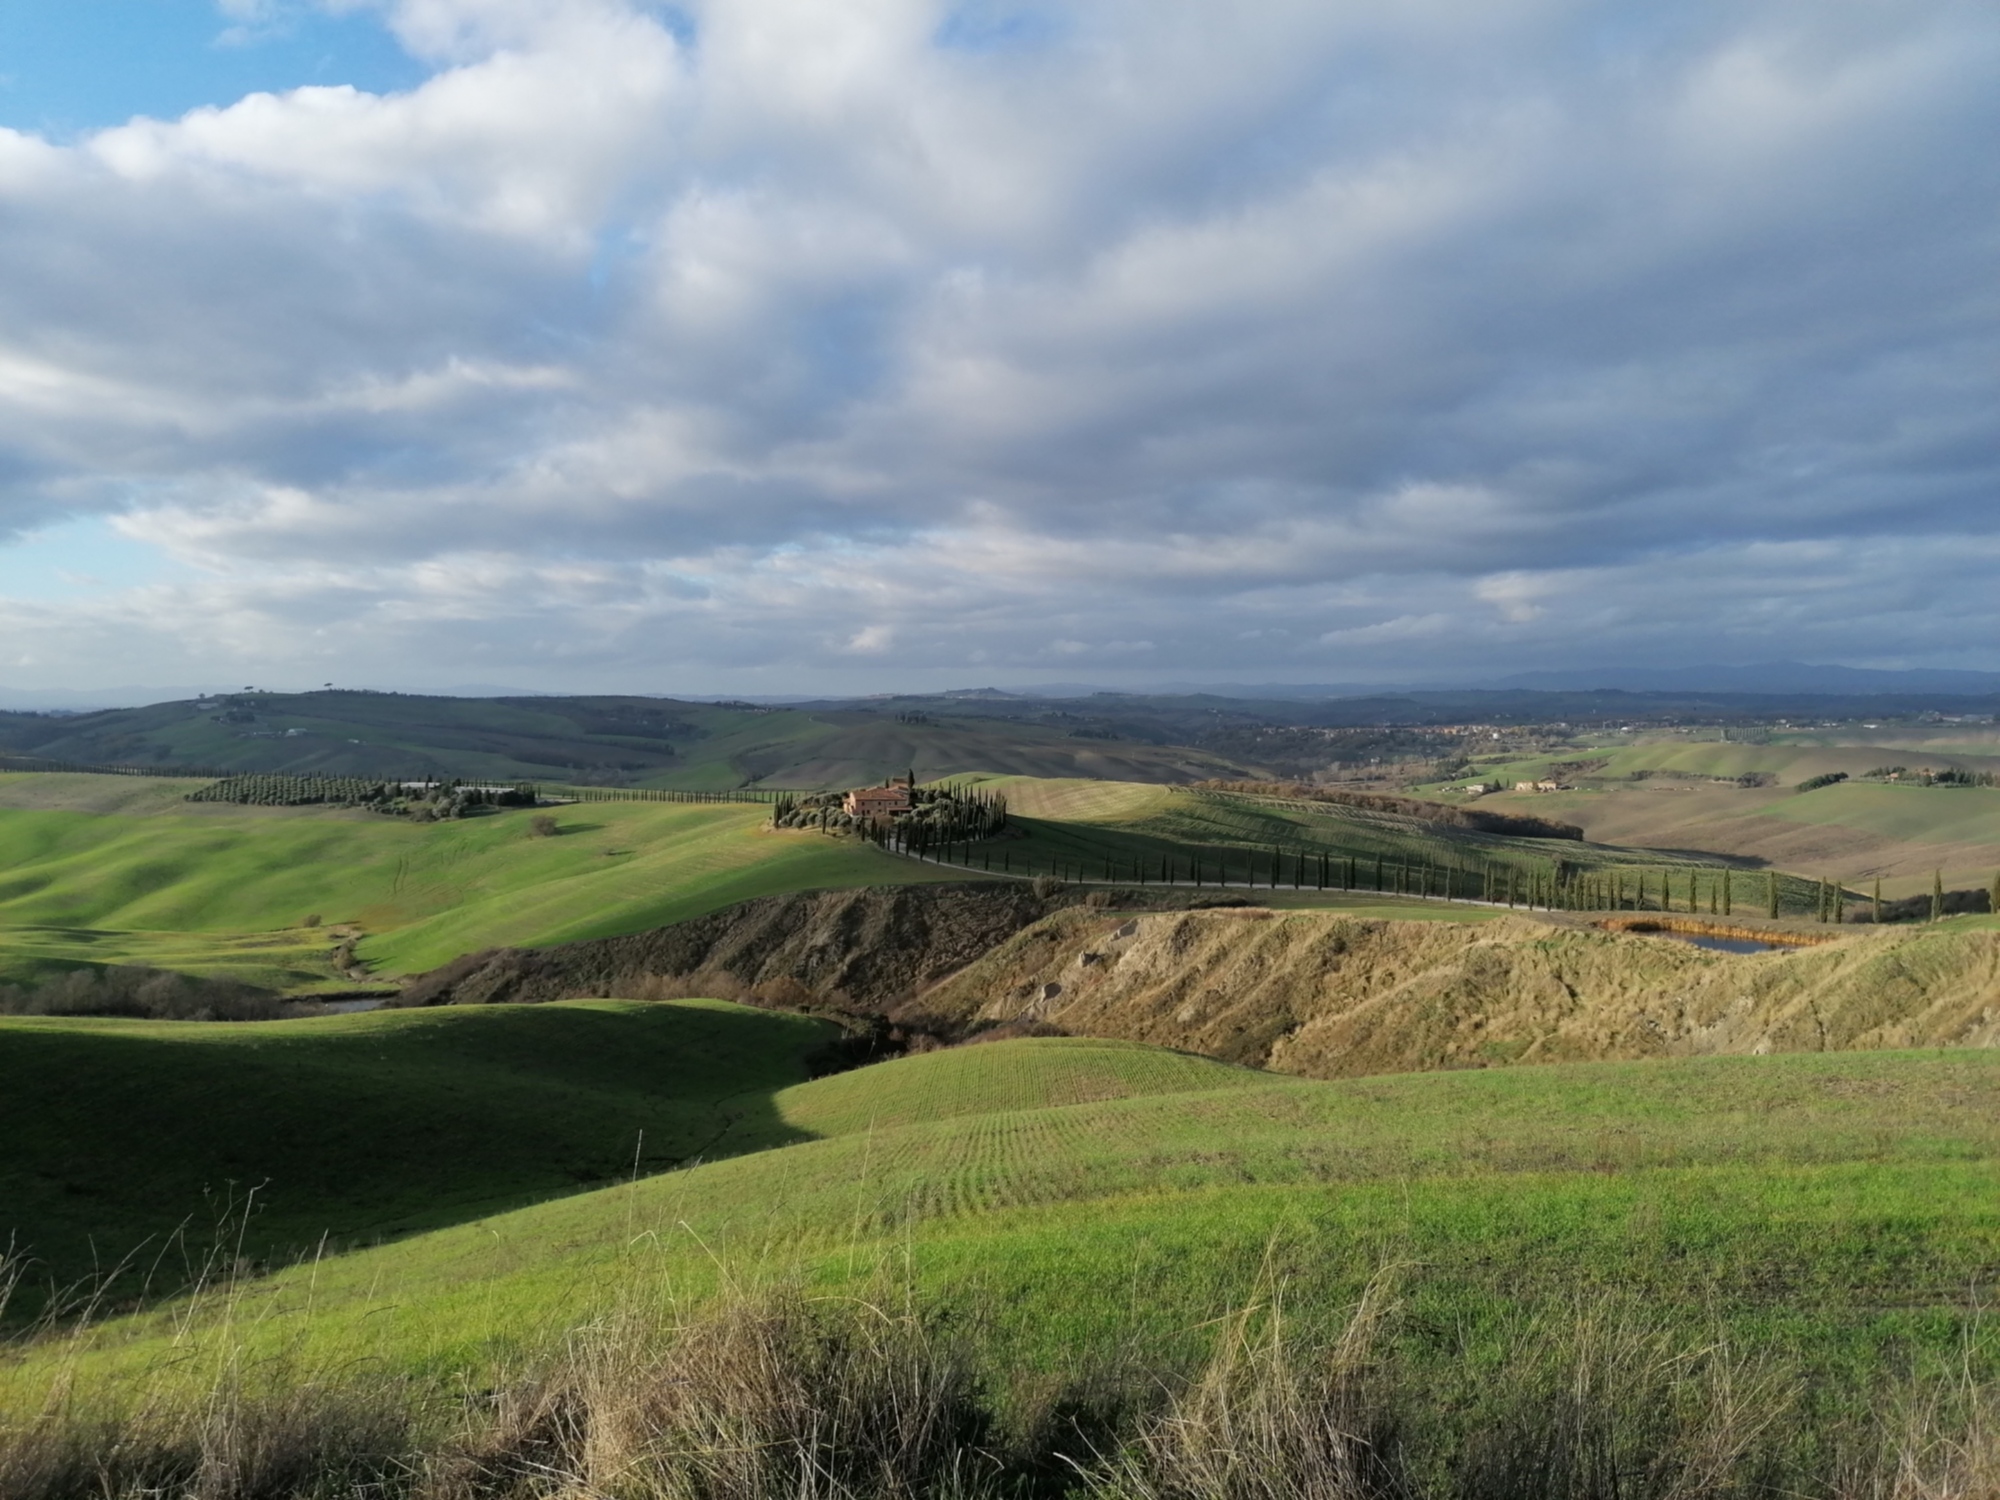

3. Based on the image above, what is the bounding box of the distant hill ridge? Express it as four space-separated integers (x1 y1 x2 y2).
1188 779 1585 841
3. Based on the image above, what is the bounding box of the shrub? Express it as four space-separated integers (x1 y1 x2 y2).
529 814 560 838
0 966 284 1022
1795 771 1849 793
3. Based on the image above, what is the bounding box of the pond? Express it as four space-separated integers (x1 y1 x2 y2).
1608 919 1802 954
1660 933 1786 955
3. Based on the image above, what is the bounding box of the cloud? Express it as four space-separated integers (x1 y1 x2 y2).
0 0 1996 691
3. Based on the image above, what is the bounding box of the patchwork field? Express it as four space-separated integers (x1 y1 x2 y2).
1419 733 2000 893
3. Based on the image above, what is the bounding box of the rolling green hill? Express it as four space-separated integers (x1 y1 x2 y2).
0 691 1258 790
939 775 1837 911
0 1000 837 1322
9 1031 1995 1487
0 776 956 987
0 767 1871 997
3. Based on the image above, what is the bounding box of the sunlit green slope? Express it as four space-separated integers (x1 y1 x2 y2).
0 776 952 985
16 1036 1995 1405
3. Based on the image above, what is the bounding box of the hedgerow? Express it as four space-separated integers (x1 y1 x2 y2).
188 775 536 818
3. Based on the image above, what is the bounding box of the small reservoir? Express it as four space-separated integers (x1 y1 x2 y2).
1661 932 1784 955
1599 918 1824 954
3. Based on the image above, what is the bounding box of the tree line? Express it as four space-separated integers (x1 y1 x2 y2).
883 832 1810 915
188 775 537 819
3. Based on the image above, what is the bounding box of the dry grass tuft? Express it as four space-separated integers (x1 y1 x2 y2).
4 1283 1995 1499
1080 1280 1403 1500
429 1289 1003 1500
0 1376 416 1500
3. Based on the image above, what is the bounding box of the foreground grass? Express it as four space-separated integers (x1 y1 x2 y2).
6 1030 1998 1495
14 1274 1994 1500
12 1035 1994 1411
0 1001 836 1322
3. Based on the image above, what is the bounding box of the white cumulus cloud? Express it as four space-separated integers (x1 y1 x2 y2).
0 0 1996 692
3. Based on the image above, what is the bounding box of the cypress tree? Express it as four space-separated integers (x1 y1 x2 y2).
1833 881 1844 923
1722 869 1732 917
1931 869 1944 923
1989 868 2000 917
1767 872 1780 919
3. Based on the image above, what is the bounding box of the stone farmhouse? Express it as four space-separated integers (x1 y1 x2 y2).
843 780 913 820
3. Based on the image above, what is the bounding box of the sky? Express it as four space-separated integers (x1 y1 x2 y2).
0 0 1996 699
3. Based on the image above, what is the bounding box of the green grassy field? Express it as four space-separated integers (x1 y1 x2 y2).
12 1023 1994 1414
941 776 1829 910
0 1000 837 1323
0 776 955 986
0 769 1835 999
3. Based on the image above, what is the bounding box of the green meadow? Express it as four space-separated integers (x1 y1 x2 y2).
0 775 953 986
946 775 1826 908
10 1015 1995 1402
0 1001 836 1321
3 756 1997 1493
0 769 1826 999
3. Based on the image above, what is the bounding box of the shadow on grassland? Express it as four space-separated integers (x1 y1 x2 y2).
0 999 828 1327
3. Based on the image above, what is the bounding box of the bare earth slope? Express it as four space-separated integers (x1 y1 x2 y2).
915 908 2000 1075
397 881 1102 1011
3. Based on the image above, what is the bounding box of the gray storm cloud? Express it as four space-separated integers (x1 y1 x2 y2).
0 0 1996 690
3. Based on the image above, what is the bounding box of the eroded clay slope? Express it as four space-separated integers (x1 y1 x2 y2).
912 909 2000 1075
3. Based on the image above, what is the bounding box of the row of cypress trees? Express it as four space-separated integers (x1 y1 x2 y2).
885 831 1795 914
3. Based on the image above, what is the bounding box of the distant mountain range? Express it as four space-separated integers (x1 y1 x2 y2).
1007 663 2000 701
1487 663 2000 695
5 662 1999 714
